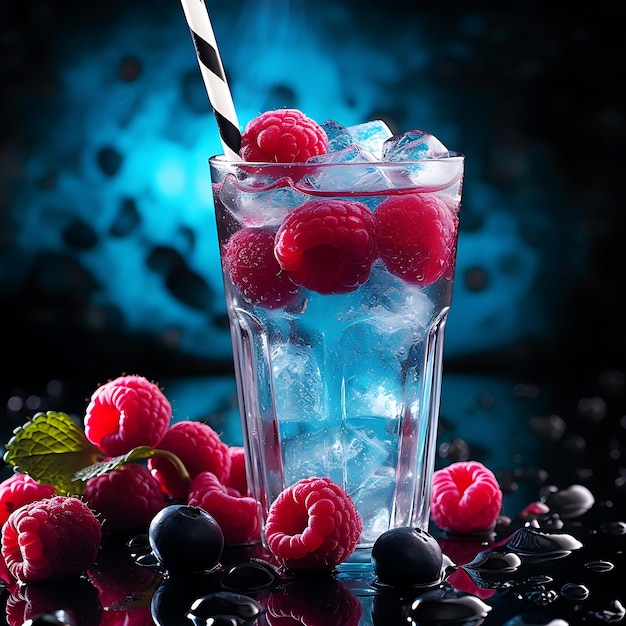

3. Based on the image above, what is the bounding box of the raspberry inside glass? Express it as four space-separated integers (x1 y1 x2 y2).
275 199 378 295
223 227 301 310
375 193 457 286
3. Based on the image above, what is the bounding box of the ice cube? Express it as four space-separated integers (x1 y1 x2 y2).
321 119 352 153
341 418 393 493
382 129 450 161
349 465 396 540
308 145 378 165
217 173 309 228
271 339 325 427
282 420 393 494
302 146 391 202
346 120 394 159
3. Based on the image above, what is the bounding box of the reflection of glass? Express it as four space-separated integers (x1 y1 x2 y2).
210 156 464 548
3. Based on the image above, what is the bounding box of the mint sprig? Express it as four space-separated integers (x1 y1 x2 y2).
74 446 190 485
3 411 104 495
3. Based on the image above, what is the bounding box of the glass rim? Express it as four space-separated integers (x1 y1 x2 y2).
208 151 465 167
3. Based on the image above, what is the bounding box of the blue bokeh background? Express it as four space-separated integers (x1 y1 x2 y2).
1 1 625 485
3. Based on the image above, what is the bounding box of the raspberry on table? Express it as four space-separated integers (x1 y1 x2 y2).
240 109 328 163
430 461 503 534
223 228 301 309
0 473 56 528
148 420 232 500
84 374 172 457
187 471 261 545
82 463 165 532
264 476 362 570
374 192 458 286
1 495 102 582
275 199 378 295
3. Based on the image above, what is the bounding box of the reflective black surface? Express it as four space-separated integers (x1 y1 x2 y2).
1 368 625 625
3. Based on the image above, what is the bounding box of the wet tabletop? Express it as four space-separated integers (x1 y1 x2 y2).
1 367 625 625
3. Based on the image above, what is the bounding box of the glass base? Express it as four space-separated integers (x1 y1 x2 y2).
335 547 378 594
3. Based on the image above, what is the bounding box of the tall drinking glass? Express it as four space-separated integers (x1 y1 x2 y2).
209 155 464 549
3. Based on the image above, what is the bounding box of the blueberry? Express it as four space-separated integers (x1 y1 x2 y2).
371 527 444 588
148 504 224 573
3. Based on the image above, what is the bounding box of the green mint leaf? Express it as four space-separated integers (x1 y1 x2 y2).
73 446 191 485
3 411 103 496
73 446 156 482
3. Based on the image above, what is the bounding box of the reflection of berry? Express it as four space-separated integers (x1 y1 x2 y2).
266 578 362 626
240 109 327 163
224 446 248 496
84 375 172 456
1 496 102 582
188 472 260 545
148 421 231 500
431 461 503 534
5 577 103 626
0 473 56 527
275 200 378 295
264 477 362 570
83 463 165 532
223 228 300 309
375 193 457 286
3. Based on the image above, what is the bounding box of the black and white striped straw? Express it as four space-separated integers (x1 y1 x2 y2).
180 0 242 161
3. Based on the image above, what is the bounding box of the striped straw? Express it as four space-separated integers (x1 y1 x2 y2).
180 0 241 161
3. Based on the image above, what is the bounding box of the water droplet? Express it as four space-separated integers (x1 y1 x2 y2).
542 484 595 519
186 592 264 626
221 559 280 593
505 525 583 560
409 587 492 623
464 550 522 573
561 582 590 601
585 560 615 573
526 588 558 606
527 575 553 586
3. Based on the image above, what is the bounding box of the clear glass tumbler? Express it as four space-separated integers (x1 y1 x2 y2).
209 155 464 549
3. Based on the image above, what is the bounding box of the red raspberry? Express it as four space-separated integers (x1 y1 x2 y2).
0 473 56 527
374 193 458 286
0 552 13 586
82 463 165 532
240 109 328 163
223 228 301 309
431 461 503 534
275 199 378 295
187 471 261 545
264 477 362 570
148 420 231 500
224 446 248 496
84 375 172 457
1 495 102 582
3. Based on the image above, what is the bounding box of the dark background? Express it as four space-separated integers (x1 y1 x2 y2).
1 0 625 503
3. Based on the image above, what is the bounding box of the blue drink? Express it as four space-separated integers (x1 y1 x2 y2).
210 154 464 548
